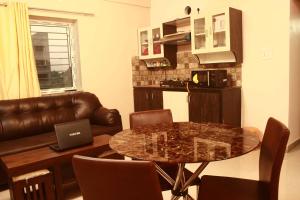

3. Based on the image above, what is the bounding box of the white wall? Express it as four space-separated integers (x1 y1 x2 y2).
151 0 291 138
289 0 300 145
24 0 150 129
103 0 150 7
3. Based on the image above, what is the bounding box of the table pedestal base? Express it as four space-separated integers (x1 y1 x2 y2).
155 162 209 200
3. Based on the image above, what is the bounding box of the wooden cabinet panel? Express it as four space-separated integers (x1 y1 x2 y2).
151 89 163 110
189 88 241 126
133 88 151 112
189 92 221 123
133 88 163 112
222 88 241 126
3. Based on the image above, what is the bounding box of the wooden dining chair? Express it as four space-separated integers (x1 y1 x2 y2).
72 155 163 200
130 109 201 191
130 109 173 128
197 117 290 200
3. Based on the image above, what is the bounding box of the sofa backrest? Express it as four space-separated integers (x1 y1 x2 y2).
0 92 102 141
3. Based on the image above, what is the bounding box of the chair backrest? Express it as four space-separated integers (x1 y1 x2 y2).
129 109 173 129
72 155 164 200
259 117 290 200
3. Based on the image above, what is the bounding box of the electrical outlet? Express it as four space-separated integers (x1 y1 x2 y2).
261 48 272 60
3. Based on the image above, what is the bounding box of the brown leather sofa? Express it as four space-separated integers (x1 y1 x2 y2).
0 91 122 187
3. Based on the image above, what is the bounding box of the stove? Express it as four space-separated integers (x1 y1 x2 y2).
160 80 187 88
160 80 207 89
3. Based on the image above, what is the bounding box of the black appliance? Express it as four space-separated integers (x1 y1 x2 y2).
191 70 227 88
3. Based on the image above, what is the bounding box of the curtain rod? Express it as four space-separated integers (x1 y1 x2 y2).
0 3 95 16
103 0 150 8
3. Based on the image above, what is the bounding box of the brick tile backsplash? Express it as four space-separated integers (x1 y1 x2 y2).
132 52 242 87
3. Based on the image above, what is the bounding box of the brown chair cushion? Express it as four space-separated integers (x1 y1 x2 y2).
198 175 268 200
0 132 56 157
0 125 121 157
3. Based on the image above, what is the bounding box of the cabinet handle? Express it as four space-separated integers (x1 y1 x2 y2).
151 92 154 100
146 93 149 100
187 94 191 103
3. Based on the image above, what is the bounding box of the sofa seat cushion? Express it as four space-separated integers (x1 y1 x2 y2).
0 125 121 157
91 125 122 136
0 132 56 157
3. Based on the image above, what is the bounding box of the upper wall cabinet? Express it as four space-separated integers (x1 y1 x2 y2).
137 25 177 68
138 26 164 59
191 7 243 64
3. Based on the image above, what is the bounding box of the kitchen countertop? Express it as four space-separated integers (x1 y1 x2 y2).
133 85 241 92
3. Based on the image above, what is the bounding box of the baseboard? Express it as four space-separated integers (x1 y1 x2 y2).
287 138 300 152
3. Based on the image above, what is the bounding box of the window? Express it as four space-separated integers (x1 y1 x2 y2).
30 20 81 93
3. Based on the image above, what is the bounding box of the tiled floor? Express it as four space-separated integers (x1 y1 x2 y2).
1 144 299 200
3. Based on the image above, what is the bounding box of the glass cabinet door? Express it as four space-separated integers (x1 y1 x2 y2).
140 30 149 56
193 17 207 51
212 13 226 48
151 28 162 56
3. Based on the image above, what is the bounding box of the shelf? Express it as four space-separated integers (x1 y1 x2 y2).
159 31 191 45
213 30 226 33
161 39 191 45
195 33 206 36
141 43 149 45
164 17 190 27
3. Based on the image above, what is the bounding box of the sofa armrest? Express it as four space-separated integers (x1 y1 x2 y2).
92 107 122 127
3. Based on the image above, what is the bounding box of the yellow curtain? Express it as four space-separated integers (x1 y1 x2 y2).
0 2 40 100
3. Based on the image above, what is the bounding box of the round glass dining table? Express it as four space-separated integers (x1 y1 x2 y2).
110 122 260 200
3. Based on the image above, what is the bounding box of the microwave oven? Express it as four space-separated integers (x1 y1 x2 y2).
191 70 228 88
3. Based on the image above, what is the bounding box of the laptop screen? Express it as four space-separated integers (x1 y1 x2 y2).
54 119 93 150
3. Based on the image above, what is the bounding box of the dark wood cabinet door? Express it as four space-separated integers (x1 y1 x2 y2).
151 89 163 110
133 88 151 112
133 88 163 112
189 92 221 123
221 88 241 126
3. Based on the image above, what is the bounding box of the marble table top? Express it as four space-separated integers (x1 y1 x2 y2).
110 122 260 163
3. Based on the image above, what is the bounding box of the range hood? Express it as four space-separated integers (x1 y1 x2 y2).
159 31 191 45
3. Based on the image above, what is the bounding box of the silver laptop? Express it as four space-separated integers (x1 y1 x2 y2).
49 119 93 152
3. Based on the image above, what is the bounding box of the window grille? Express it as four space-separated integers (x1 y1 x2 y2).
30 21 78 93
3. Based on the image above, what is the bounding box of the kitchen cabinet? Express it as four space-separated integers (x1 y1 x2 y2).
188 88 241 126
133 87 241 126
138 26 164 60
191 7 242 63
133 88 163 112
137 25 178 67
